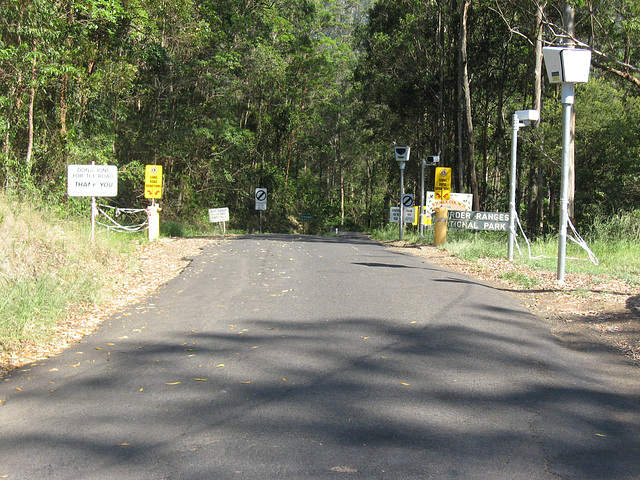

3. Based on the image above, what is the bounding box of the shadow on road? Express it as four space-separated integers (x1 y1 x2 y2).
3 310 639 479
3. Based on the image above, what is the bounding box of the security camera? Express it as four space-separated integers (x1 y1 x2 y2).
542 47 592 84
515 110 540 126
394 146 411 163
427 155 440 163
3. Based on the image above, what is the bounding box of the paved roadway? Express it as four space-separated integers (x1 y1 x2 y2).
1 233 639 479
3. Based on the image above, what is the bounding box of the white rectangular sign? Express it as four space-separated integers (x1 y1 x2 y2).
404 207 415 223
67 165 118 197
255 188 267 210
390 207 415 223
209 207 230 223
390 207 400 223
425 191 473 212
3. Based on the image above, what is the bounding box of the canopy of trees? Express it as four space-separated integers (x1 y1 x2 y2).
1 0 639 234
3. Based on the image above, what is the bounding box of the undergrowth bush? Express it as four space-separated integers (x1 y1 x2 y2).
0 194 138 353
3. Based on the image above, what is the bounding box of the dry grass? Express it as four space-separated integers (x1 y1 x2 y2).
0 195 135 362
0 191 220 376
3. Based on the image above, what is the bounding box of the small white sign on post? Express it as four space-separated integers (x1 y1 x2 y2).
67 165 118 197
404 207 415 224
209 207 230 234
425 191 473 213
209 207 230 223
390 207 401 223
255 188 267 210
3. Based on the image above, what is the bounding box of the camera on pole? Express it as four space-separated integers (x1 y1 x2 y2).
394 146 411 166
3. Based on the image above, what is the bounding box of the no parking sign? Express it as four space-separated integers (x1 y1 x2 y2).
255 188 267 210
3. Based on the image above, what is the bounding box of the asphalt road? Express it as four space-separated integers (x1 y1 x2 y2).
1 233 639 480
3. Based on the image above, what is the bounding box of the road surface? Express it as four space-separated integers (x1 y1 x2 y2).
1 233 639 479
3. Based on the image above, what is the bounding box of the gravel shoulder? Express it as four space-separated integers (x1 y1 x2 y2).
2 235 639 376
388 241 640 365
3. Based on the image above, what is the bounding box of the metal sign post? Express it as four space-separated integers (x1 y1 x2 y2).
394 146 411 241
508 114 520 261
420 160 425 236
557 84 574 282
255 188 267 233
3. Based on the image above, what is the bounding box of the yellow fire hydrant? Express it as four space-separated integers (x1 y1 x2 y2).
434 207 448 246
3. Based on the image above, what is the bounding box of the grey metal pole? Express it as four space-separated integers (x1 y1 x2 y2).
399 162 405 241
558 83 575 282
508 113 519 261
420 159 425 236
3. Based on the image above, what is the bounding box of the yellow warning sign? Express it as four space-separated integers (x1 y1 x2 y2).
435 167 451 189
145 165 163 199
434 167 451 201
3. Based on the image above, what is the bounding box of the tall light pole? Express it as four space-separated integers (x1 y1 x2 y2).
508 110 539 261
542 46 591 282
394 146 410 241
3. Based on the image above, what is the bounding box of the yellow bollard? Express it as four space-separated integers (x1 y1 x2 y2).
434 207 448 246
146 204 161 242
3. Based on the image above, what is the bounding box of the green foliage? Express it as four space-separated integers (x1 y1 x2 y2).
0 194 136 352
1 0 640 240
585 209 640 243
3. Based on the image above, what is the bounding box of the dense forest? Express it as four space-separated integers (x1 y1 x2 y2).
1 0 639 235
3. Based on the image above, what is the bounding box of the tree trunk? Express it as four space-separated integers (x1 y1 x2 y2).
563 0 576 223
25 47 37 169
528 0 545 236
460 0 479 209
438 1 445 157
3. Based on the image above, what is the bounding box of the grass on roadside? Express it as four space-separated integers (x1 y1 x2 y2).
370 217 640 284
0 195 140 354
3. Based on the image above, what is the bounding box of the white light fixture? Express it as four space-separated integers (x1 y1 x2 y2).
515 109 540 126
